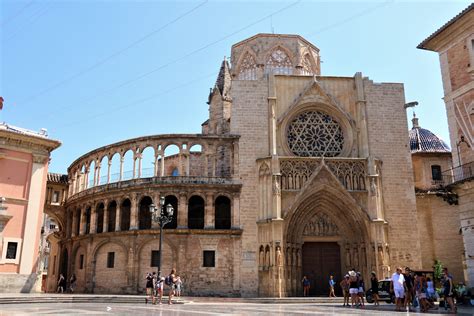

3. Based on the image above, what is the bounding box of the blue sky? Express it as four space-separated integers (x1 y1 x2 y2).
1 0 470 173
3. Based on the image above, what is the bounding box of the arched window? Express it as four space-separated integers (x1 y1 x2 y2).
96 203 104 233
238 52 257 80
188 195 204 229
265 48 293 75
108 201 117 232
171 168 179 176
164 195 178 229
139 196 152 230
431 165 442 181
215 196 231 229
120 199 131 231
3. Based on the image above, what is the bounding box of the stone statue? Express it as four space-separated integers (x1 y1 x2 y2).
276 246 282 267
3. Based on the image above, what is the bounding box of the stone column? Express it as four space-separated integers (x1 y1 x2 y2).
96 162 101 185
71 209 77 237
90 204 97 234
137 153 142 178
119 156 124 181
115 203 121 232
79 207 86 235
204 192 214 229
185 152 190 176
103 201 109 233
232 141 239 177
107 160 112 184
177 193 188 229
204 153 209 177
130 194 138 230
84 167 89 189
232 194 240 228
132 153 137 179
154 154 159 177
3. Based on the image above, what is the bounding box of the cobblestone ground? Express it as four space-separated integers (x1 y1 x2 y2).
0 302 473 316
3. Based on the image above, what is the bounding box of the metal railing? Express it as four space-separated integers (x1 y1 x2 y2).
442 161 474 185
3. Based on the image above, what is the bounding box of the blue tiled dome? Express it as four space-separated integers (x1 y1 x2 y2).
409 115 450 153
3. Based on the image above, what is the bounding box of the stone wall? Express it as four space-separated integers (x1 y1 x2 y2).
230 79 269 296
364 80 421 270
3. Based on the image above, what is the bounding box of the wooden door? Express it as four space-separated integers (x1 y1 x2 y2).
302 242 341 296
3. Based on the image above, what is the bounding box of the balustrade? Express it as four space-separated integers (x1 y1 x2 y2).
67 135 239 197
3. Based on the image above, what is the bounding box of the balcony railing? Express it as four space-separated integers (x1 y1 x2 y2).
442 161 474 185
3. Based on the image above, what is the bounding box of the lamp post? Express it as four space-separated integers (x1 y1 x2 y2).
149 196 174 278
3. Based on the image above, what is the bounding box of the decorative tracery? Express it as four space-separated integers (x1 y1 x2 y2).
265 48 293 75
238 52 257 80
301 54 313 75
287 110 344 157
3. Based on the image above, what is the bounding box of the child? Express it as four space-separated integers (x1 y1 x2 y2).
175 276 182 297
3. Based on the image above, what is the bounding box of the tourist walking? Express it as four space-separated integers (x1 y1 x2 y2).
328 275 336 297
69 273 77 293
175 276 182 297
348 271 359 307
442 268 456 313
370 272 379 306
340 275 350 306
165 268 177 305
153 275 164 305
145 272 154 304
404 267 414 311
57 274 66 293
357 272 365 307
390 267 406 312
302 275 310 297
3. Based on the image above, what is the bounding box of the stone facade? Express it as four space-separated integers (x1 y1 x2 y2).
43 33 466 297
418 4 474 287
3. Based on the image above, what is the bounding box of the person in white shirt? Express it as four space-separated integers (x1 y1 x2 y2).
390 267 406 311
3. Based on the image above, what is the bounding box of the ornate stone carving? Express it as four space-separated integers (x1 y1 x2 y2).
287 110 344 157
279 158 366 191
265 48 292 75
238 52 257 80
303 213 339 236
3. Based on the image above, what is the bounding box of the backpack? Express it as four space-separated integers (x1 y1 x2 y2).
165 275 173 286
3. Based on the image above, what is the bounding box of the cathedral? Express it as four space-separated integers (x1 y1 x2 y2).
43 33 465 297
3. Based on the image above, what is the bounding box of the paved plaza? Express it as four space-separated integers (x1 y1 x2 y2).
1 302 473 316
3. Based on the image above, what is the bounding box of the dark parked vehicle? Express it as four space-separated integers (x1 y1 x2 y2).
366 279 395 304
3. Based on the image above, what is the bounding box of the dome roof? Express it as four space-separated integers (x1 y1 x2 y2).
409 114 450 153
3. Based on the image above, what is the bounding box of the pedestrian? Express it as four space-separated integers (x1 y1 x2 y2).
357 272 365 308
404 267 414 311
348 270 359 307
175 276 182 297
442 268 456 313
370 272 379 306
390 267 406 312
69 273 77 293
145 272 154 304
328 275 336 297
165 268 177 305
153 275 164 305
340 274 350 306
426 276 435 301
302 275 310 297
57 274 65 293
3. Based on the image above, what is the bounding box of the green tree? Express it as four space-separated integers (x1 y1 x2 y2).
433 260 443 282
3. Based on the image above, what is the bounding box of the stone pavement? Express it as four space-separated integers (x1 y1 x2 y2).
0 300 473 316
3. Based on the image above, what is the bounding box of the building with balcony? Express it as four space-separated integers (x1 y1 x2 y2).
42 33 465 296
418 4 474 286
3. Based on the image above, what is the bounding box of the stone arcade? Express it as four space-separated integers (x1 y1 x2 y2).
42 34 464 297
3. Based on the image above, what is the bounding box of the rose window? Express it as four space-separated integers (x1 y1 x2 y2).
287 111 344 157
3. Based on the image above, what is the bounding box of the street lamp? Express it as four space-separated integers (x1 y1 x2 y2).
149 196 174 277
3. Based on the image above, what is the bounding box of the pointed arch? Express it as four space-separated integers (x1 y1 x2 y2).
236 50 257 80
264 45 294 75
